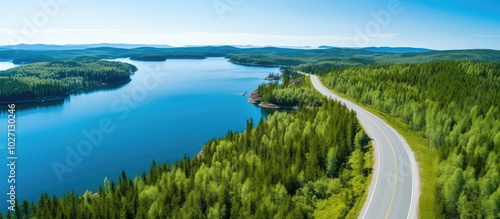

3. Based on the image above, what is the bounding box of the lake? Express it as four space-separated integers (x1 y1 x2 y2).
0 58 279 208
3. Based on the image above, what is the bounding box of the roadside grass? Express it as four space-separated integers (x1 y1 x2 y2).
317 77 441 219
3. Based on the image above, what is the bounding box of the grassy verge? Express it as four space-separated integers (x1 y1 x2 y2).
317 77 441 219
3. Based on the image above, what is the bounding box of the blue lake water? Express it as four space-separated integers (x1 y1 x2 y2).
0 58 278 208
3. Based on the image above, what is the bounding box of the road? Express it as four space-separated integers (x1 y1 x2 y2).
305 73 420 219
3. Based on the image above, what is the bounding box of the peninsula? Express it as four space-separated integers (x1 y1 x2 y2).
0 60 137 104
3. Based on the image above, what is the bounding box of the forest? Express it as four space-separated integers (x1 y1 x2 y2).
256 69 320 107
130 55 168 62
312 61 500 218
228 55 304 67
130 54 206 61
1 46 499 218
264 72 281 80
1 46 500 66
1 94 373 218
0 60 137 103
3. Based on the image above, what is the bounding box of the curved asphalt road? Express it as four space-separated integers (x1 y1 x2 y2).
305 73 420 219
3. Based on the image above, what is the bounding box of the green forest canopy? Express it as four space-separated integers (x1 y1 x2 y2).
0 60 137 102
1 46 499 218
1 46 499 66
256 69 320 107
314 61 500 218
5 97 373 219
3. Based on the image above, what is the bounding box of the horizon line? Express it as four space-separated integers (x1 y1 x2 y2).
2 43 500 51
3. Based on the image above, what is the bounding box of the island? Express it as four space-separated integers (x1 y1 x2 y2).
0 60 137 104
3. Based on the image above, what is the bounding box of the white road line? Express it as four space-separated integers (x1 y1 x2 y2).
303 73 419 219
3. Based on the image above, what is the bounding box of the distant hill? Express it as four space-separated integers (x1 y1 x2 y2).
362 47 432 53
0 44 172 51
0 45 497 66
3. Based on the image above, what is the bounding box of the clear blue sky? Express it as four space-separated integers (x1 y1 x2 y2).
1 0 499 49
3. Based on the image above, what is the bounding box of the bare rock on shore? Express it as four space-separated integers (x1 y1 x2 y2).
247 90 280 109
248 91 262 104
258 102 280 109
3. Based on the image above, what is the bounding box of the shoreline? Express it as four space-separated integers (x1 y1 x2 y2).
258 102 280 109
228 60 282 67
0 94 69 105
247 90 297 110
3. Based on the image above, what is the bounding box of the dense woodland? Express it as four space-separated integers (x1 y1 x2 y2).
1 46 499 218
1 46 500 66
1 96 372 218
256 69 320 107
130 55 168 62
228 55 304 67
0 61 137 102
227 49 500 67
130 54 205 61
312 61 500 218
264 72 281 80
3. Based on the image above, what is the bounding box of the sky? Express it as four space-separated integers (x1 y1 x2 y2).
0 0 499 49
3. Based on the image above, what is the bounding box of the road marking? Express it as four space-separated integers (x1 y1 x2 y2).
377 125 398 219
359 98 417 219
308 75 382 219
394 128 416 219
345 97 399 219
308 74 400 218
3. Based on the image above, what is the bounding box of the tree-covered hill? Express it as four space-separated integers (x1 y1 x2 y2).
0 46 498 66
256 69 321 107
129 54 205 61
5 97 373 219
130 54 168 62
0 60 137 103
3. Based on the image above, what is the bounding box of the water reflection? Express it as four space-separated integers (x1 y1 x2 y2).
0 82 130 112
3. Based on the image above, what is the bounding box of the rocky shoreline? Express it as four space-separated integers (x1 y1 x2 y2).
247 90 287 109
258 102 280 109
247 91 262 104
